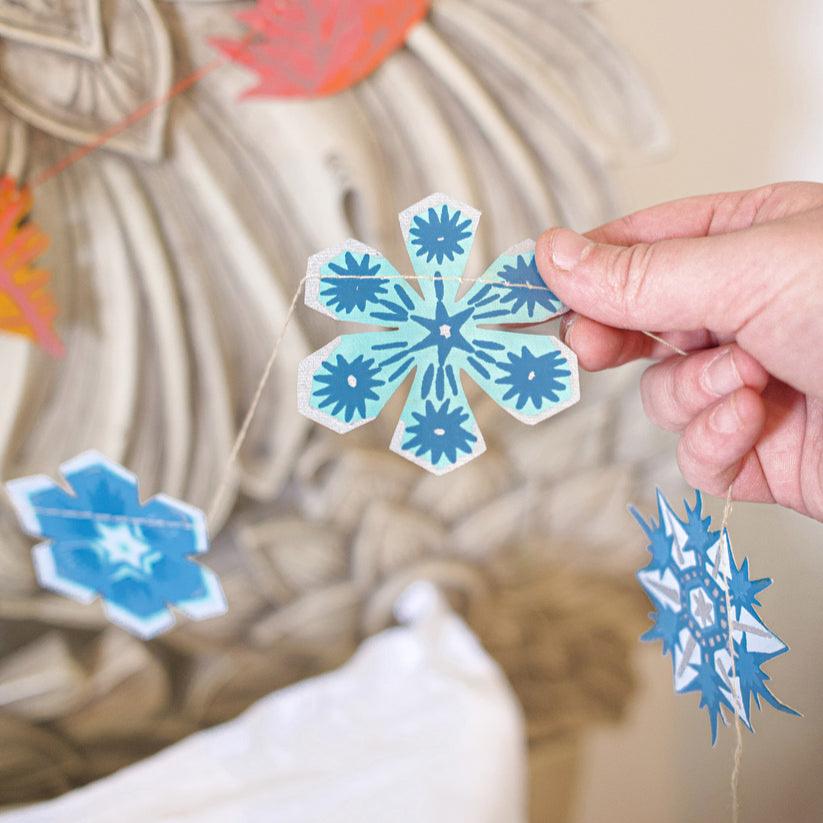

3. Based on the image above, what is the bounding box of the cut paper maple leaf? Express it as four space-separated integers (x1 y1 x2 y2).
5 451 227 639
213 0 430 98
0 176 63 356
297 193 580 475
631 490 798 742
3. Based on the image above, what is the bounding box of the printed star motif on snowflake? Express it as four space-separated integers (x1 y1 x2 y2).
631 490 798 742
298 193 580 474
5 451 227 639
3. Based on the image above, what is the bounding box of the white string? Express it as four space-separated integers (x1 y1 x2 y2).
26 508 194 530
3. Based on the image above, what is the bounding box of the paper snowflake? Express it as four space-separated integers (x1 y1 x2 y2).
631 490 798 741
6 451 227 639
298 193 580 474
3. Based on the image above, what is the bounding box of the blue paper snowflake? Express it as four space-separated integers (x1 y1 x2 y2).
6 451 227 639
298 194 579 474
631 490 797 741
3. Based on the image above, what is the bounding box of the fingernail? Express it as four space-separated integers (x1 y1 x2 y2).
710 394 741 433
560 312 577 345
551 229 592 271
702 349 743 396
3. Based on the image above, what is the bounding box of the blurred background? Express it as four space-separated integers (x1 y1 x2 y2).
0 1 821 821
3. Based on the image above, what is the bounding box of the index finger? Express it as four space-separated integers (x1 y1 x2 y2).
584 182 816 247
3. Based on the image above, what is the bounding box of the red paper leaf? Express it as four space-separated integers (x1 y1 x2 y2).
213 0 430 98
0 177 63 356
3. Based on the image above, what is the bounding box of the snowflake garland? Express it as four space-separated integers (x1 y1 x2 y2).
297 193 580 474
631 490 798 741
6 451 227 639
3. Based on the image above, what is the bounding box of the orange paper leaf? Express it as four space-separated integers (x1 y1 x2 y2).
0 177 63 356
213 0 430 99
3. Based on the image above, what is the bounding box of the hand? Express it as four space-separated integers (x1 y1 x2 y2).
535 182 823 521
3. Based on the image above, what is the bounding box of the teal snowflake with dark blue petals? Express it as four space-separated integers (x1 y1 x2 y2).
5 452 226 639
299 194 579 474
631 489 797 742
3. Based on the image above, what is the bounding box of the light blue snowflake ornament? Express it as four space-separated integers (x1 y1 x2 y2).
298 193 580 474
631 490 798 742
5 451 227 639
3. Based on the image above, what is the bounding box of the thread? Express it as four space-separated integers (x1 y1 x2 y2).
206 273 310 527
30 32 259 189
25 508 195 530
643 330 688 357
718 485 744 823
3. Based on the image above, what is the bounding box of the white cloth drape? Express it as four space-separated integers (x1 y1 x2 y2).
3 583 527 823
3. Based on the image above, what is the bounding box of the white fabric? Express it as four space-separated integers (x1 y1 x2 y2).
4 583 526 823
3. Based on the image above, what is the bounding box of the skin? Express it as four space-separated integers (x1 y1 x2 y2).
534 181 823 522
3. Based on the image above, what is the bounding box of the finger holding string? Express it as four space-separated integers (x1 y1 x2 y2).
560 312 717 371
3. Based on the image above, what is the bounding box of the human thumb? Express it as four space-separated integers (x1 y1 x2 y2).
534 225 776 335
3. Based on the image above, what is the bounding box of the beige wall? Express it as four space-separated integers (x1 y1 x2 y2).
571 3 823 821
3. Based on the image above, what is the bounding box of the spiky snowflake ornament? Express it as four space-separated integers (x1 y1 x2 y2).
631 490 797 741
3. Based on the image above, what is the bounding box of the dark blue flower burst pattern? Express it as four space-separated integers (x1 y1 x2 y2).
631 490 797 742
495 347 571 412
5 452 227 639
299 194 580 474
320 250 388 315
402 400 478 466
409 204 472 265
313 353 385 423
494 253 562 319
